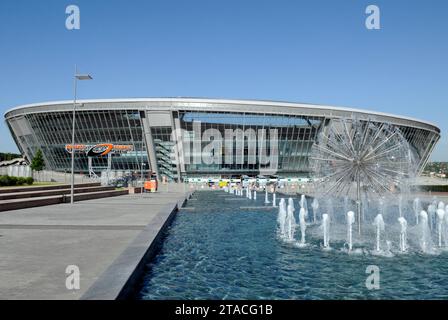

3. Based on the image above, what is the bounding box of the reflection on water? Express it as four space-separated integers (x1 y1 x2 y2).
138 191 448 300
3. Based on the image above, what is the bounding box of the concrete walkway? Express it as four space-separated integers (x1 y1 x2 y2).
0 185 189 300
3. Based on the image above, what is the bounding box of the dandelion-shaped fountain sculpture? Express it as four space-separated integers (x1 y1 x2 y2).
310 118 416 235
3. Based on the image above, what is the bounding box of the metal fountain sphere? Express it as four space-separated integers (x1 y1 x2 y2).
310 117 418 234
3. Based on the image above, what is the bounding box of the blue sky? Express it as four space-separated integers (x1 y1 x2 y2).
0 0 447 160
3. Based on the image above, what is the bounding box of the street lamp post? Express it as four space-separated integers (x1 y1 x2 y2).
70 66 93 204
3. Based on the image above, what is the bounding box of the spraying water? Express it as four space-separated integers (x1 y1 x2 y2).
272 193 277 207
436 208 445 248
398 194 404 218
444 209 448 247
343 196 349 216
310 118 416 237
322 213 330 248
398 217 408 252
277 198 287 238
373 214 385 252
300 194 307 210
265 189 270 204
432 196 438 208
428 204 436 231
288 198 295 213
285 200 296 242
298 207 307 245
346 211 355 252
378 197 386 217
413 198 421 225
419 210 431 253
311 198 319 223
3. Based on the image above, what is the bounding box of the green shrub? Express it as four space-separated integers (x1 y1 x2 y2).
17 177 27 185
25 177 34 185
0 175 8 186
0 175 34 186
7 176 17 186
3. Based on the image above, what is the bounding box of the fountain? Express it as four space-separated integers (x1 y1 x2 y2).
398 217 408 252
253 190 257 200
306 117 422 254
419 210 432 253
288 198 295 212
373 214 385 252
436 208 445 248
266 116 448 257
277 198 287 238
285 200 296 242
378 197 386 218
428 204 436 230
444 210 448 247
311 198 319 223
346 211 355 252
265 189 270 204
413 198 421 225
300 195 308 219
298 207 307 245
310 118 416 239
322 213 330 248
343 196 349 216
398 194 404 218
272 193 277 207
248 189 252 200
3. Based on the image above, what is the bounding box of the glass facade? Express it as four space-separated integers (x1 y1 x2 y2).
7 109 149 176
175 111 323 175
5 100 440 181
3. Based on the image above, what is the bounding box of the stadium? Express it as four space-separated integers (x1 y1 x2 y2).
4 98 441 182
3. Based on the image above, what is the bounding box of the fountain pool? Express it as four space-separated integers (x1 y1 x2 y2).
137 191 448 300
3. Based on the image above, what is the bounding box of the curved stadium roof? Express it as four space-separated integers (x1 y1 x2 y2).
4 97 440 134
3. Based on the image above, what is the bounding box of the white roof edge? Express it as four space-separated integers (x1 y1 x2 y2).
3 97 440 130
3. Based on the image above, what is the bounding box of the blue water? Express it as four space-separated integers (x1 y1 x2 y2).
137 191 448 300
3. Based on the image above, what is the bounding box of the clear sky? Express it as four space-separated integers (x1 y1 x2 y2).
0 0 447 160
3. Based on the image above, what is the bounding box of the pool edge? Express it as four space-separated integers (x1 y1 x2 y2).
80 192 192 300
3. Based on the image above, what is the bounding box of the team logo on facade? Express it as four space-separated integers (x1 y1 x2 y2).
65 143 133 156
86 143 114 157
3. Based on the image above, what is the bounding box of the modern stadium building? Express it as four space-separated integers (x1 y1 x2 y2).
4 98 441 182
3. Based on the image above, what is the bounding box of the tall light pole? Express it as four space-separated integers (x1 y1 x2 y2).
70 66 93 204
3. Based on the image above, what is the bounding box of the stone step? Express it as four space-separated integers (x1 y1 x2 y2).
0 186 116 200
0 182 101 194
0 189 129 212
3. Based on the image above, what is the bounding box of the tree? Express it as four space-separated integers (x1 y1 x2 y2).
30 149 45 171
